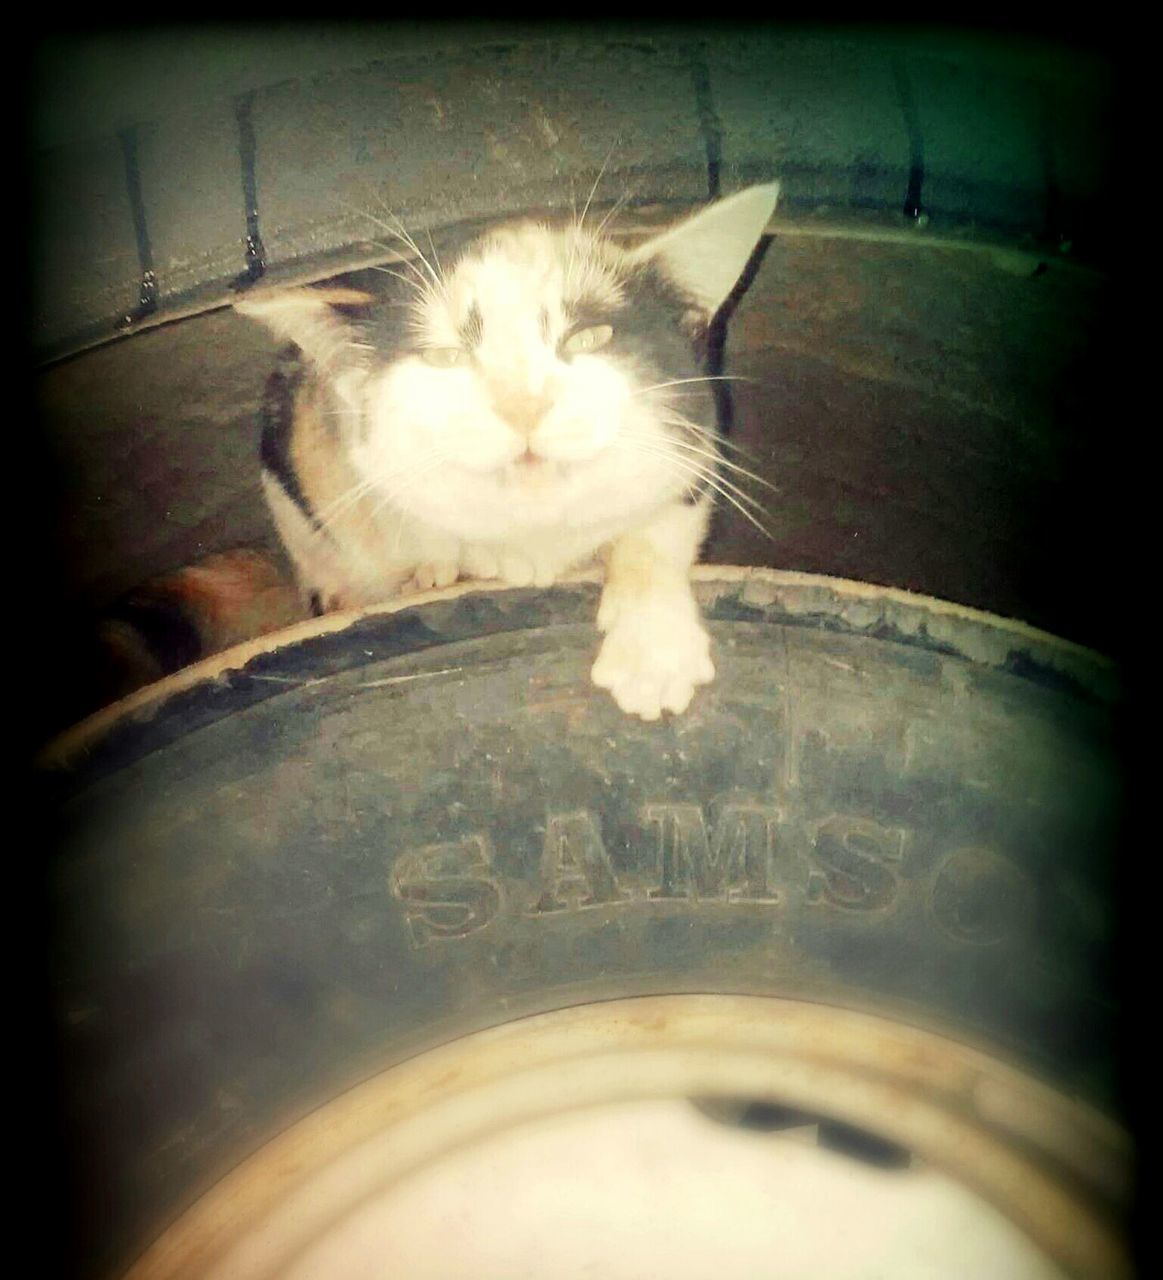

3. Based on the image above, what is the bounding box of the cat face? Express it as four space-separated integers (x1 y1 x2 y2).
238 184 780 543
351 223 712 538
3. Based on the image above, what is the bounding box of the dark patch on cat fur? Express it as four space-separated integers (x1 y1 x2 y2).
705 233 773 439
260 356 320 528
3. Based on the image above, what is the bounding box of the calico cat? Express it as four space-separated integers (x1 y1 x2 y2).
236 183 779 720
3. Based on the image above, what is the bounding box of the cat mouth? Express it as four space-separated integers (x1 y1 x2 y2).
508 448 559 480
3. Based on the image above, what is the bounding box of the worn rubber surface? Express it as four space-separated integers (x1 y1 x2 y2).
43 570 1123 1278
32 27 1111 360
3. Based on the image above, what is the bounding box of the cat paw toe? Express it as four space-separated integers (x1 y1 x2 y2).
413 561 459 591
498 554 536 587
460 547 501 580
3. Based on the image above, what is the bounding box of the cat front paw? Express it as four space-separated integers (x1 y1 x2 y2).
591 596 714 720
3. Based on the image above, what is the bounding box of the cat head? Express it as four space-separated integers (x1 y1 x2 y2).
237 183 779 540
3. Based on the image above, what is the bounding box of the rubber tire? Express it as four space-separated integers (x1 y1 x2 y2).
42 570 1123 1278
33 28 1110 361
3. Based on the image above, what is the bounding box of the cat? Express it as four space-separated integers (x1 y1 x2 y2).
236 183 780 720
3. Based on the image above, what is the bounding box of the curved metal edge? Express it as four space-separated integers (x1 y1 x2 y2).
120 995 1133 1280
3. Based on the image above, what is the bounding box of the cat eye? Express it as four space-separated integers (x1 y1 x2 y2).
561 324 614 356
420 347 465 368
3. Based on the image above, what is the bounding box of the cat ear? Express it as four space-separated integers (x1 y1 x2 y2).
234 287 374 377
628 182 780 316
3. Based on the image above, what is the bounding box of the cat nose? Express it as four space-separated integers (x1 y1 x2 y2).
491 387 555 437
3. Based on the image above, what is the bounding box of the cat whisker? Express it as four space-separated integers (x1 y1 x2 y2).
365 191 444 283
678 443 779 490
656 420 782 495
368 264 423 288
594 189 634 239
371 478 443 555
359 454 448 554
620 431 774 536
651 453 775 540
681 477 773 540
342 205 446 309
311 476 380 530
366 254 441 308
353 202 446 294
578 141 618 235
311 441 446 537
340 463 424 555
668 454 771 517
622 430 763 507
650 405 772 466
368 451 446 509
632 375 755 397
382 226 445 296
662 451 779 508
424 227 444 286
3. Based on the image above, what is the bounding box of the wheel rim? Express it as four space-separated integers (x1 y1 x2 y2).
125 995 1131 1280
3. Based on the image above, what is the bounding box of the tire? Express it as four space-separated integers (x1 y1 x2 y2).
33 27 1111 362
42 569 1126 1278
34 28 1124 1276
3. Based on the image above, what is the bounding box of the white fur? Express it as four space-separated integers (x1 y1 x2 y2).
350 225 674 555
240 184 780 715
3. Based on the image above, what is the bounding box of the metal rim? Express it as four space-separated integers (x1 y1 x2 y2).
124 994 1131 1280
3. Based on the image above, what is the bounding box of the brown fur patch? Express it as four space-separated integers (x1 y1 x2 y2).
150 548 306 650
96 548 306 703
